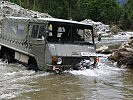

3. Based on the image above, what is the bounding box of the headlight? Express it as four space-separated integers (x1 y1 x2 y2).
56 57 62 65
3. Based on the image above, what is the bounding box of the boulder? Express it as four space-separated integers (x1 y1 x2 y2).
81 19 111 37
110 38 133 68
109 50 119 61
110 25 123 34
0 1 52 19
96 45 112 54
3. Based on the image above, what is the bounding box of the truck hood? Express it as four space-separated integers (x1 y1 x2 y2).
48 43 96 57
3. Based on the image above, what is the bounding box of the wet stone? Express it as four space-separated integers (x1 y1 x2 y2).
110 38 133 68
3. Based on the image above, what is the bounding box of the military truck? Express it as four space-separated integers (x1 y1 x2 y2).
0 16 98 73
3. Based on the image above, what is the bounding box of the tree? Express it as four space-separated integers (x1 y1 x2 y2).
122 0 133 29
79 0 122 24
9 0 125 28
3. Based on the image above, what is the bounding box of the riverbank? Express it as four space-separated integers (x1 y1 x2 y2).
96 31 133 68
109 35 133 68
96 32 133 49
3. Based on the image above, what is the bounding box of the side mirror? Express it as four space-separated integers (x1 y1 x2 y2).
98 34 101 41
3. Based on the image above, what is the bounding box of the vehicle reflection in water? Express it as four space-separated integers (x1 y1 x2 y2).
0 55 133 100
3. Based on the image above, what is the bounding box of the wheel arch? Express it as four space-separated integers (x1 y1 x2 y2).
0 46 15 58
28 56 38 66
28 56 39 71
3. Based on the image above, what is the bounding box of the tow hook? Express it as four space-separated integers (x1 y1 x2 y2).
53 66 62 74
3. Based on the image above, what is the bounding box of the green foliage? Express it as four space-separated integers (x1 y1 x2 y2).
10 0 20 5
120 0 133 30
79 0 122 24
8 0 133 30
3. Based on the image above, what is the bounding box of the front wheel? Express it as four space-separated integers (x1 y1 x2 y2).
2 52 13 64
27 64 38 72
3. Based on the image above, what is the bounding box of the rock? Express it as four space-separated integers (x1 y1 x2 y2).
0 1 52 19
110 38 133 68
109 50 119 61
117 55 133 67
110 25 123 34
0 1 52 30
96 45 112 54
129 36 133 40
81 19 111 37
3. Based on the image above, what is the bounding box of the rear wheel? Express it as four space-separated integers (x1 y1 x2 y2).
27 58 39 72
27 64 38 72
2 52 13 63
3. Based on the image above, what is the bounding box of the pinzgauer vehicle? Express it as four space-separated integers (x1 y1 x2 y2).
0 16 98 73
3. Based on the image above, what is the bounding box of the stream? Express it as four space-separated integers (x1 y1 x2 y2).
0 32 133 100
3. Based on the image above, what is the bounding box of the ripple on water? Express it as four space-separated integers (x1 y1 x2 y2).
0 62 50 99
0 56 132 100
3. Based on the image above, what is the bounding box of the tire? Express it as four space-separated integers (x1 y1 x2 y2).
27 64 38 72
74 63 83 70
2 52 11 64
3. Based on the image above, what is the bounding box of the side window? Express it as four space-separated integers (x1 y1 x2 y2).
31 25 39 38
38 25 45 38
31 25 45 39
17 24 25 34
77 29 84 39
57 27 65 37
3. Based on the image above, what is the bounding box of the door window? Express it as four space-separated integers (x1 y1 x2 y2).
38 25 45 38
31 24 45 39
17 24 25 34
31 25 39 38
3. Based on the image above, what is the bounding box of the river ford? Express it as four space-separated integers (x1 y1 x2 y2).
0 32 133 100
0 55 133 100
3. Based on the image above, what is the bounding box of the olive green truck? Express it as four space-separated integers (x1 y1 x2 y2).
0 16 98 73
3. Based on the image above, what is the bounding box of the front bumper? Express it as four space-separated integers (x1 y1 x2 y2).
49 63 98 72
47 57 98 71
46 64 73 71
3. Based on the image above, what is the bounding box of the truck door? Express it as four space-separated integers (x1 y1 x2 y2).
28 23 47 68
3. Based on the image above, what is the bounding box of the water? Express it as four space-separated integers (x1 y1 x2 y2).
1 32 133 100
0 55 133 100
96 32 133 49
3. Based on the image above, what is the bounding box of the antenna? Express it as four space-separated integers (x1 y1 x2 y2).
69 0 71 19
33 0 36 10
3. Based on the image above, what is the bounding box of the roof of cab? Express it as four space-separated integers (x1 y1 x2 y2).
39 17 93 26
3 16 93 28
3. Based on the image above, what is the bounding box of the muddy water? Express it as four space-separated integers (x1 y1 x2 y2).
1 34 133 100
0 56 133 100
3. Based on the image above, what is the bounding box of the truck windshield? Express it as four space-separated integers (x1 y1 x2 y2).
46 23 94 44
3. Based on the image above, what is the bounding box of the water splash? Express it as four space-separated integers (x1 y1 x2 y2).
68 57 125 77
0 63 49 99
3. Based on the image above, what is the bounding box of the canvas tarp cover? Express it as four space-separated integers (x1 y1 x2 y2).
1 17 48 40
